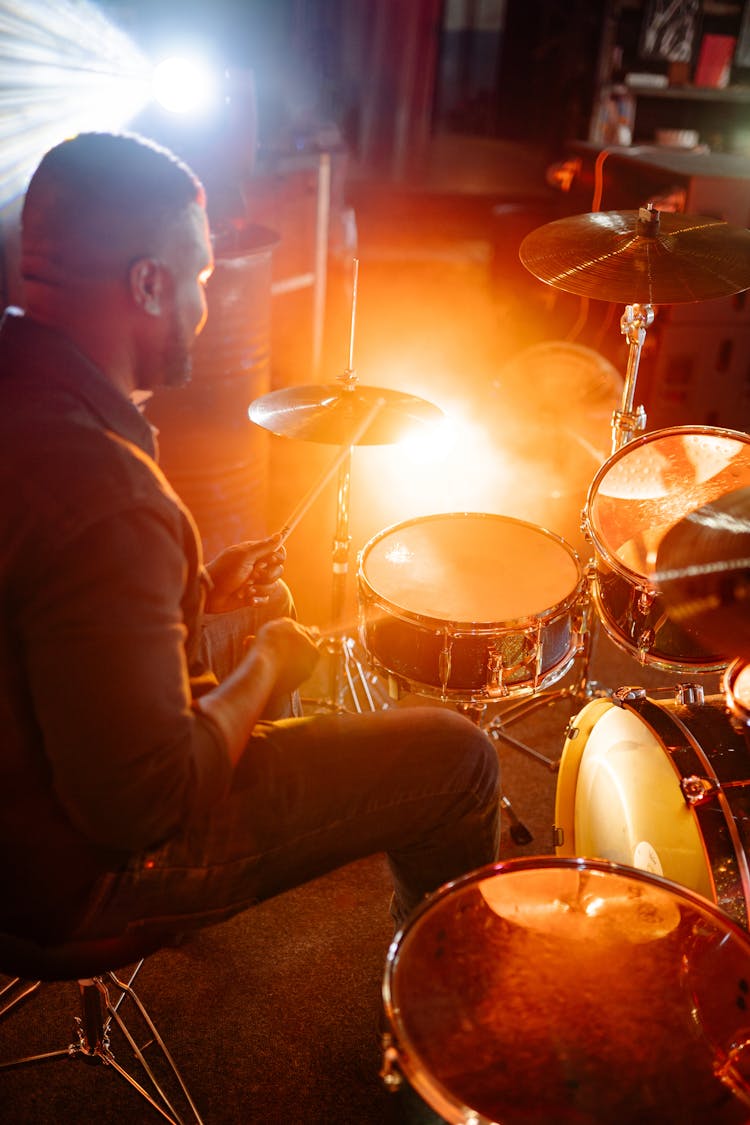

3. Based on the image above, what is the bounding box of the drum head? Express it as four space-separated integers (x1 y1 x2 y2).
360 512 580 626
384 858 750 1125
556 700 713 901
587 426 750 581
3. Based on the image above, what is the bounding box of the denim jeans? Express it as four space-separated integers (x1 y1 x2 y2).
72 598 501 940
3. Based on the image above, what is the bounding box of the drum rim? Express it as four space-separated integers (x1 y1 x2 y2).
583 423 750 583
358 510 583 629
382 854 750 1122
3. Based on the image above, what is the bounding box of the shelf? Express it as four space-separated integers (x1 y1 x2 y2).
625 83 750 103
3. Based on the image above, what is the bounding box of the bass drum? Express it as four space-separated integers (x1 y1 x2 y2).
583 424 750 671
357 512 585 703
382 856 750 1125
554 684 750 929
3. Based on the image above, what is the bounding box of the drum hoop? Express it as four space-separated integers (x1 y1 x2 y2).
358 511 583 629
584 424 750 579
554 696 615 853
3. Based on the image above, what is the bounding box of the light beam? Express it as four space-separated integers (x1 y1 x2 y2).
0 0 153 208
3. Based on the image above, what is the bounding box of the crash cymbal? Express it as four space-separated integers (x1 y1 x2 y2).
520 207 750 305
248 382 443 445
653 486 750 661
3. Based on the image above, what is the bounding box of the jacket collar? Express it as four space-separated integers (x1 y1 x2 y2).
0 307 157 459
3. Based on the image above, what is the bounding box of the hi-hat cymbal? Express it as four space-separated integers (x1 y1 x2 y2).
248 382 443 444
653 486 750 661
520 207 750 305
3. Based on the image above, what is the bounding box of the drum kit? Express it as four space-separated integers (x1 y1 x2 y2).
251 206 750 1121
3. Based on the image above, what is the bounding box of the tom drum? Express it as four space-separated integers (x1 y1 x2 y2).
382 856 750 1124
584 425 750 670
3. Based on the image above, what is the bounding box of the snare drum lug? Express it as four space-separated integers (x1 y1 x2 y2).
680 775 717 806
674 683 705 706
612 686 647 706
379 1036 403 1092
552 825 564 848
487 650 504 692
637 587 655 614
438 631 453 696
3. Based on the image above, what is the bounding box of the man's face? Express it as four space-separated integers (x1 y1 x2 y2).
136 201 214 390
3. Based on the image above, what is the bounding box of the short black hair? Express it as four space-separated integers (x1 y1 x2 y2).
21 131 205 281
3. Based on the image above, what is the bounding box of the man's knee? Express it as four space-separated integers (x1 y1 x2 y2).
419 707 501 805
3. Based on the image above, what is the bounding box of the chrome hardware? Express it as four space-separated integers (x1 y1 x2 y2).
613 687 647 705
438 630 452 697
380 1035 403 1091
636 628 655 661
675 683 705 706
681 775 717 806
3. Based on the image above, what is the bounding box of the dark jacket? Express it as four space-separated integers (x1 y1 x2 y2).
0 309 231 941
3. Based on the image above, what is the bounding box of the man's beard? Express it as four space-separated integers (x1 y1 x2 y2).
136 310 193 391
161 312 193 388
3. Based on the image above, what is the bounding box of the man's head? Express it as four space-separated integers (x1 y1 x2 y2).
21 131 214 391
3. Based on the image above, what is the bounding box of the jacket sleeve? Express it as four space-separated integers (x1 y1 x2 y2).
18 505 234 852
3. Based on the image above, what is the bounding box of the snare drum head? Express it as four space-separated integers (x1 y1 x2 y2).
555 699 713 901
360 512 580 625
385 858 750 1124
587 426 750 580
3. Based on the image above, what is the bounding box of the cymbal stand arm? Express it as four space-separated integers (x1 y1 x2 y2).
611 302 653 453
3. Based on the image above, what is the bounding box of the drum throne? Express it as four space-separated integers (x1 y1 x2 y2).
0 925 203 1124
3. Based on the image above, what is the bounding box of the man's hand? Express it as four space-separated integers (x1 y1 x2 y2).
253 618 321 697
193 618 321 766
205 534 286 614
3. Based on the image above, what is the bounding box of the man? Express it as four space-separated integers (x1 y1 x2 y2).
0 131 500 951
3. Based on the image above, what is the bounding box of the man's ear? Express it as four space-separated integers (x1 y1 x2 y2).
129 257 167 316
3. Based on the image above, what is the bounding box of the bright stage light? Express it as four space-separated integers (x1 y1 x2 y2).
0 1 153 208
152 56 220 116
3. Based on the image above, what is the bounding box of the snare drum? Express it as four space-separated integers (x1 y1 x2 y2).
357 512 585 702
383 857 750 1124
554 684 750 929
584 425 750 670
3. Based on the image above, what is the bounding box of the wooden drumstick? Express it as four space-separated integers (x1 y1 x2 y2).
276 396 385 547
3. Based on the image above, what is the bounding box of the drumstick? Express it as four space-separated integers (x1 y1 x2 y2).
276 396 386 546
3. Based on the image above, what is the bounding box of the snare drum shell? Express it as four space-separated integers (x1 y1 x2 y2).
584 424 750 672
357 513 584 701
555 691 750 929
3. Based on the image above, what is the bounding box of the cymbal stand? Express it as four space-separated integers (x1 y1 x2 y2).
611 301 652 453
314 261 390 713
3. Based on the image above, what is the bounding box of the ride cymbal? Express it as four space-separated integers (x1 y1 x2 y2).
248 383 443 445
653 486 750 661
520 207 750 305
